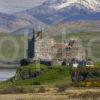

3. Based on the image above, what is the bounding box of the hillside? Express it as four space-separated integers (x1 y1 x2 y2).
46 21 100 35
0 12 47 34
0 64 71 89
0 13 33 33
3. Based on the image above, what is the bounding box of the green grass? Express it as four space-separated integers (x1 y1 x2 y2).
0 64 71 89
16 64 71 86
38 68 70 85
16 68 71 86
0 63 99 89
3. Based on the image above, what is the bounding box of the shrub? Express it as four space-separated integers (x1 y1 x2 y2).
32 81 41 85
20 59 30 66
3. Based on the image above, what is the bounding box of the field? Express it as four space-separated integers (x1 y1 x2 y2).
0 88 100 100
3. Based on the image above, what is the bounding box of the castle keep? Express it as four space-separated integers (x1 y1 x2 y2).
27 30 86 64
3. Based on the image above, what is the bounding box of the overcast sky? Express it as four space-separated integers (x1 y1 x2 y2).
0 0 46 14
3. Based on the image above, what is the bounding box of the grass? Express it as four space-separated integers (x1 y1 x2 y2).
24 68 70 85
15 67 71 86
0 90 100 100
0 64 71 89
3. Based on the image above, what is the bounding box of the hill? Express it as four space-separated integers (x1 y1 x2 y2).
0 12 47 34
46 21 100 35
0 64 71 89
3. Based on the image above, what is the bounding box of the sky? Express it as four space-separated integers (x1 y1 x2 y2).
0 0 46 14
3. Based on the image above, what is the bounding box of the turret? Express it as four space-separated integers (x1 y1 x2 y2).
27 28 35 60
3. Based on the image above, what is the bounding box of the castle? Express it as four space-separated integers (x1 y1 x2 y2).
27 29 86 65
27 29 55 62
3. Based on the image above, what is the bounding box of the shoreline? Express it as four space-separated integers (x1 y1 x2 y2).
0 67 17 69
0 64 20 69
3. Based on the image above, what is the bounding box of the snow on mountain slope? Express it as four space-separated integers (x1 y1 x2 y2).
27 0 99 24
0 0 100 33
46 0 100 12
14 0 100 25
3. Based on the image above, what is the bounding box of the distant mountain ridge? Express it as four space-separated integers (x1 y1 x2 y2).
0 0 100 34
43 0 100 12
0 12 47 34
21 0 100 24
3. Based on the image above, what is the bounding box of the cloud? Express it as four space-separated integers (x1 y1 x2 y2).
0 0 46 14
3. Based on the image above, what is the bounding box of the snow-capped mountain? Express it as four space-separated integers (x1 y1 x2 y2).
19 0 100 24
44 0 100 12
0 0 100 34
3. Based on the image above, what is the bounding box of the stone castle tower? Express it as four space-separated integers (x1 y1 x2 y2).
27 29 35 60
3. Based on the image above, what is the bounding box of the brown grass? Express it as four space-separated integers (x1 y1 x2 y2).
0 87 100 100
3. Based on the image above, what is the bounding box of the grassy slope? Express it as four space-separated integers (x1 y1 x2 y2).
15 68 71 86
0 64 71 89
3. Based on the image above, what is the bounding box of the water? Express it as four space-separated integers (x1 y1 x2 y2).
0 69 16 81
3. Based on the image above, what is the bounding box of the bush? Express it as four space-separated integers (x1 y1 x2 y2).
32 81 41 85
20 59 30 66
